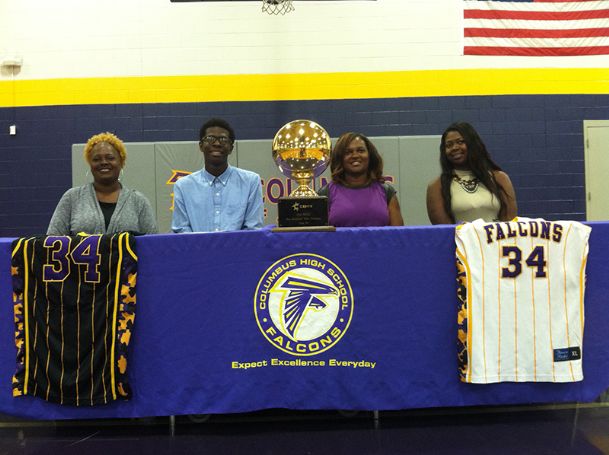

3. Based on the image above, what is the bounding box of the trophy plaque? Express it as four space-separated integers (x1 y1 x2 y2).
272 119 334 230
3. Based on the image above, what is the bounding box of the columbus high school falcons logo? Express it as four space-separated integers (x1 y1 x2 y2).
278 276 338 339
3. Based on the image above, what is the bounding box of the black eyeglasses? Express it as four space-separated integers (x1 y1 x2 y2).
201 135 232 145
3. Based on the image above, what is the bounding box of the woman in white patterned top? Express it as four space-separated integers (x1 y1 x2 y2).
426 122 517 224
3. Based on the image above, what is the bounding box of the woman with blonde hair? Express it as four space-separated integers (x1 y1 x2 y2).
47 132 157 235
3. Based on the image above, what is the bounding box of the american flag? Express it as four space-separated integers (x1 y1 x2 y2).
463 0 609 56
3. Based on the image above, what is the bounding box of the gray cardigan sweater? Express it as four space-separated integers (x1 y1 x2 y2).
47 183 158 235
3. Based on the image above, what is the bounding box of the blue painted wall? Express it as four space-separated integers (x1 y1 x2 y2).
0 94 607 236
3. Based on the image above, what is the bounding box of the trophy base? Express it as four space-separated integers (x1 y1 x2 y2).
276 196 330 229
271 225 336 233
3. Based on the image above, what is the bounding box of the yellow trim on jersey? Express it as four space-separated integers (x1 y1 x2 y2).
495 235 502 380
511 240 518 380
579 255 587 342
124 235 137 261
562 224 576 382
101 235 114 403
11 238 24 259
545 234 556 382
90 280 97 405
22 239 31 395
1 68 608 107
32 251 41 397
110 232 127 401
528 236 538 381
472 225 489 383
75 242 82 405
59 273 65 404
43 281 52 401
456 248 474 383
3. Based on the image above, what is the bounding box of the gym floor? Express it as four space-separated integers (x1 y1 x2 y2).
1 403 609 454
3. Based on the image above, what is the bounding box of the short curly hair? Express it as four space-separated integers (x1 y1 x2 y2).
199 118 236 143
83 132 127 165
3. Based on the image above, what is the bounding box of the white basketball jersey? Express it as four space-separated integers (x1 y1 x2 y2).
455 217 591 383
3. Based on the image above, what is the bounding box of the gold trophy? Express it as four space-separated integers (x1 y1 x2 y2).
272 119 333 230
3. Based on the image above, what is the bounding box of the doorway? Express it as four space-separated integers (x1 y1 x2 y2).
584 120 609 221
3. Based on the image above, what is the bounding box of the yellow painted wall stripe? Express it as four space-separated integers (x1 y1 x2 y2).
0 68 608 108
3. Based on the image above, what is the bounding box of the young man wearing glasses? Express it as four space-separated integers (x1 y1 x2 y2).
171 118 264 232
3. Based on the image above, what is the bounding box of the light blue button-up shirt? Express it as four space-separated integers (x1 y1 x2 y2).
171 166 264 232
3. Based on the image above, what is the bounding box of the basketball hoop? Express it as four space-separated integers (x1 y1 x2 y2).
262 0 294 15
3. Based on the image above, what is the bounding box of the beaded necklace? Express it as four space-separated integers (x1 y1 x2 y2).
453 173 479 193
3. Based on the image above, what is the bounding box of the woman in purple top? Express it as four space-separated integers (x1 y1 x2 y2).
317 132 404 227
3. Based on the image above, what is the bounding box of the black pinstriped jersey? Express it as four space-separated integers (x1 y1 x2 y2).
11 232 137 406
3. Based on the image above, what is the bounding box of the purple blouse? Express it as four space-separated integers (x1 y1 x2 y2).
325 181 390 227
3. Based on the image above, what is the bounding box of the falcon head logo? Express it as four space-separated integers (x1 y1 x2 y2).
254 253 354 356
278 275 338 340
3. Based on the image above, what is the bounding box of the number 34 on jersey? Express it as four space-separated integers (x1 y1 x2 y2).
11 232 138 406
455 217 591 384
